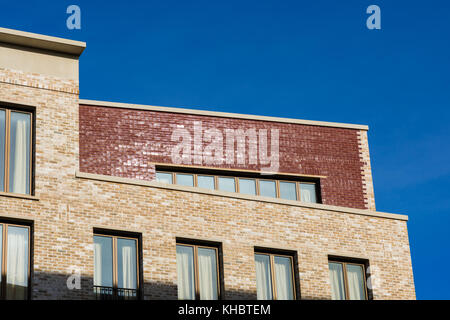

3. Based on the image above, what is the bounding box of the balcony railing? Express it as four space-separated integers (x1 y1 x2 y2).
93 286 139 300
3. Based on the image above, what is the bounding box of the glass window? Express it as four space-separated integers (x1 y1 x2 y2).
328 260 367 300
346 264 365 300
176 173 194 187
93 234 139 300
254 254 273 300
176 243 220 300
0 110 5 192
254 252 295 300
279 182 297 200
156 172 173 184
176 245 195 300
0 224 30 300
259 180 276 198
9 112 31 195
197 175 215 190
300 183 317 203
117 238 137 291
238 178 256 195
328 262 345 300
218 177 235 192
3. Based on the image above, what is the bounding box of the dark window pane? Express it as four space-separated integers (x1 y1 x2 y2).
9 112 31 194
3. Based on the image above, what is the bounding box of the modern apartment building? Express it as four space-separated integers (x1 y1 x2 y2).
0 27 415 300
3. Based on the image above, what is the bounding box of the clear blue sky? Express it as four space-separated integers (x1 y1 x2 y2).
2 0 449 299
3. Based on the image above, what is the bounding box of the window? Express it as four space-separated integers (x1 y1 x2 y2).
155 169 320 203
0 222 31 300
254 251 296 300
0 108 32 195
176 242 220 300
93 232 140 300
328 259 368 300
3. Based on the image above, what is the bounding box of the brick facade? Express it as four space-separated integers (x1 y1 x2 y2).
0 28 415 300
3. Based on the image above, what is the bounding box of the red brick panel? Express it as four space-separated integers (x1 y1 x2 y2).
79 105 366 209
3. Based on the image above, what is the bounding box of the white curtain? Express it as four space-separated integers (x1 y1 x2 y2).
301 188 312 203
274 257 294 300
329 263 345 300
121 246 133 289
93 242 102 286
255 255 272 300
6 226 28 300
346 265 365 300
198 248 218 300
176 246 195 299
11 119 27 194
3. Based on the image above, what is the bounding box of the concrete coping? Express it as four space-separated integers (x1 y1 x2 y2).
79 99 369 131
0 191 39 201
0 27 86 56
75 171 408 221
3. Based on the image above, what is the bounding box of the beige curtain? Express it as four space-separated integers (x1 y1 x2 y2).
329 263 345 300
11 119 27 194
300 188 312 202
346 265 365 300
6 226 28 300
198 248 218 300
176 246 195 299
121 246 134 289
93 242 102 286
274 257 294 300
255 254 272 300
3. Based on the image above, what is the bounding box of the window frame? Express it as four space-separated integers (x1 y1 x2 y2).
93 231 141 300
0 105 34 196
0 221 32 300
254 250 297 300
155 168 320 204
328 259 369 300
176 241 221 300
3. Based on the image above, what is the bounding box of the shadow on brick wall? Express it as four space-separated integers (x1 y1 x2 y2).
31 271 257 300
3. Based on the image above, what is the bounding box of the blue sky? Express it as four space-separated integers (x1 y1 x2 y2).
2 0 449 299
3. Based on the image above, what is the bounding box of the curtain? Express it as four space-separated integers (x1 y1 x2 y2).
254 254 272 300
346 264 365 300
328 263 345 300
176 245 195 299
121 246 133 289
301 188 312 202
6 226 29 300
198 248 218 300
274 257 294 300
0 110 5 192
11 118 28 194
93 242 102 286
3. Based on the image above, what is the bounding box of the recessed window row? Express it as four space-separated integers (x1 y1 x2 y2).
92 232 369 301
156 171 319 203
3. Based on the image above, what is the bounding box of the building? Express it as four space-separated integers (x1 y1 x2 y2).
0 27 415 300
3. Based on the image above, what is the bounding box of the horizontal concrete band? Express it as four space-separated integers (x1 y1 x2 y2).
75 170 407 221
79 99 370 131
0 27 86 56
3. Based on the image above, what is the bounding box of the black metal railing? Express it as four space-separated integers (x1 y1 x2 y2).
93 286 138 300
